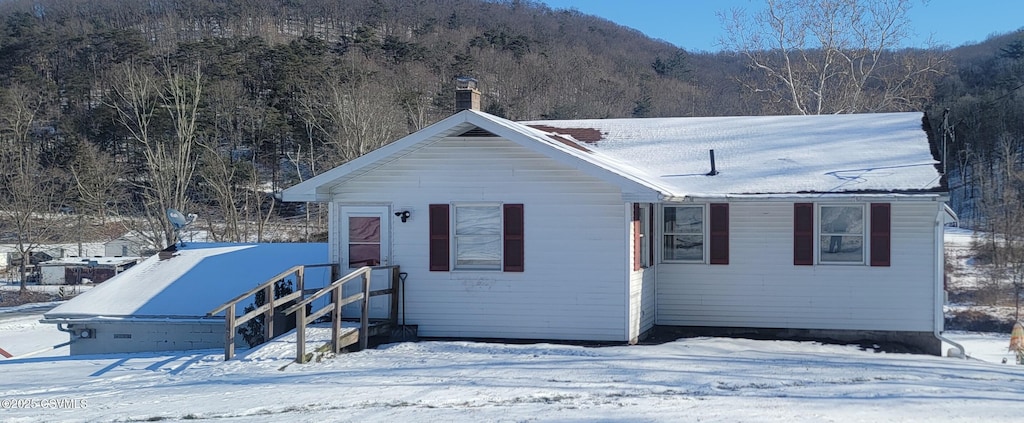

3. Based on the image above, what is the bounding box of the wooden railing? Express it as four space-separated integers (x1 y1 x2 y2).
207 263 339 361
282 265 400 364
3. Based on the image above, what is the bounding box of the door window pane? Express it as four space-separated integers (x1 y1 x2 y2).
349 217 381 242
348 216 381 267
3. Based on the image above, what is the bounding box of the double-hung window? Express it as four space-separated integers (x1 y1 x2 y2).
454 204 502 270
818 205 865 264
663 205 704 262
796 203 889 266
429 203 525 272
640 204 651 268
634 203 651 270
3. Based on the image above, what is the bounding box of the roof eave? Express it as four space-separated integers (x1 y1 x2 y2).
669 190 949 203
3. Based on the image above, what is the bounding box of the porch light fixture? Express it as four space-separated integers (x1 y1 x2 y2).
395 210 411 222
79 329 92 339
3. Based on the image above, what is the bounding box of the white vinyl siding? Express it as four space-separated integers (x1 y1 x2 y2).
326 135 631 341
657 201 940 332
628 202 657 342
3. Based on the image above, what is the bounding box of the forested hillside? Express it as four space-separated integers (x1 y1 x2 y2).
0 0 721 256
927 31 1024 227
0 0 1021 267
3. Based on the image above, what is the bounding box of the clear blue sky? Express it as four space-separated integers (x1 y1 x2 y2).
539 0 1024 52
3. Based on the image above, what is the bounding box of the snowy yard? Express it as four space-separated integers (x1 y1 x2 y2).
1 307 1022 422
2 227 1023 422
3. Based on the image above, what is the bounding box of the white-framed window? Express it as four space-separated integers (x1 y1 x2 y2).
639 203 650 268
453 203 502 270
663 205 704 262
818 204 865 264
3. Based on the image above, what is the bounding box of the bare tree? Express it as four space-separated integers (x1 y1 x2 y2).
69 140 125 223
720 0 947 114
109 61 204 248
0 85 70 290
288 61 404 241
978 136 1024 321
320 66 404 163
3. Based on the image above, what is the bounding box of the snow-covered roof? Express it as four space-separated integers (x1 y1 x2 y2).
44 243 329 319
285 110 942 203
521 112 942 197
38 256 140 267
284 110 669 203
107 230 151 244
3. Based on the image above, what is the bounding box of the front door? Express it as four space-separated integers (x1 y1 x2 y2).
340 206 391 319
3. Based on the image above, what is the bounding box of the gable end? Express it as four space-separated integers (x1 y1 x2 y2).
456 126 498 137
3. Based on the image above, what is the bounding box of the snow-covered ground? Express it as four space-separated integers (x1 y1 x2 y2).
943 226 1020 324
2 227 1022 422
1 305 1022 422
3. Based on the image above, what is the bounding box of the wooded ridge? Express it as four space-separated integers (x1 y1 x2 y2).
0 0 1021 268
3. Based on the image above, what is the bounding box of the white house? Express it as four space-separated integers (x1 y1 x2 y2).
283 90 954 355
104 231 156 257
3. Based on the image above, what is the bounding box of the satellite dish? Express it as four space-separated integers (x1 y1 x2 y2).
167 208 189 229
166 208 197 247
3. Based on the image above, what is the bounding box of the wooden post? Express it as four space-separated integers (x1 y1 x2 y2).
295 300 307 364
263 284 274 342
332 284 342 354
225 304 235 361
295 267 304 333
360 271 370 350
389 267 400 324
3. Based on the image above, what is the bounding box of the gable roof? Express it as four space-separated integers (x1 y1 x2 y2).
283 110 671 203
284 110 943 202
44 243 329 320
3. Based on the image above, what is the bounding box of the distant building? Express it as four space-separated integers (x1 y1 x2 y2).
104 232 156 257
38 256 140 285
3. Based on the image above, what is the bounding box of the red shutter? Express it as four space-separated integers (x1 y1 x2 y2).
429 204 449 271
870 203 891 267
632 203 642 271
794 203 814 265
709 203 729 265
503 204 525 272
648 205 655 266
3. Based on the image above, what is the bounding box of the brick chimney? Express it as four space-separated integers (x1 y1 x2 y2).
455 77 480 111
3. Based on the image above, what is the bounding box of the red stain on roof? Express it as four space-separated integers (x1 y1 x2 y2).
526 125 603 153
527 125 603 143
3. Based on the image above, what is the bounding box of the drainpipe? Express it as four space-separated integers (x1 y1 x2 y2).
56 323 76 336
934 212 965 358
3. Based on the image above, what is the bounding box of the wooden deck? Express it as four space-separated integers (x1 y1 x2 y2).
239 321 394 364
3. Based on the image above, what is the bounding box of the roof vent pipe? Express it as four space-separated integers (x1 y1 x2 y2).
706 149 719 176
